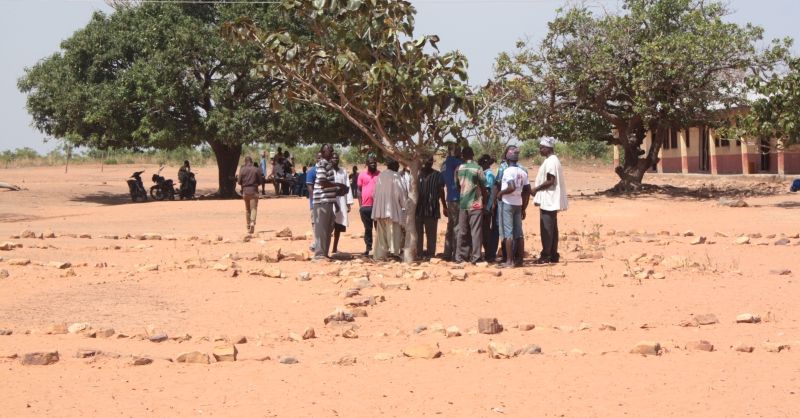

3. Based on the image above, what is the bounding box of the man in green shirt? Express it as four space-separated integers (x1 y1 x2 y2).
455 146 487 263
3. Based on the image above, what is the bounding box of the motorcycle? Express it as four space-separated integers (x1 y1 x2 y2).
126 170 148 202
150 166 178 201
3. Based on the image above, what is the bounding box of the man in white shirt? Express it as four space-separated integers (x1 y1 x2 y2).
532 136 568 264
496 146 530 268
331 152 354 254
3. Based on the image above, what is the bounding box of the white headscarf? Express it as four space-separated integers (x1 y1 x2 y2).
539 136 556 148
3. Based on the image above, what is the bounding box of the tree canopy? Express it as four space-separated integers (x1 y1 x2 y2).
18 2 356 197
225 0 474 261
493 0 783 189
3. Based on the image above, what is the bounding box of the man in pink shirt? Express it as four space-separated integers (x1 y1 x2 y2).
357 155 380 256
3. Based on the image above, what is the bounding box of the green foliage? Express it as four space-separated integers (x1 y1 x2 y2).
495 0 780 185
18 3 355 195
726 54 800 146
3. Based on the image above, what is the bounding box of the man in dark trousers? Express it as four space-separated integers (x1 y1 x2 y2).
415 154 446 259
238 156 265 234
532 136 568 264
313 144 347 259
357 155 380 256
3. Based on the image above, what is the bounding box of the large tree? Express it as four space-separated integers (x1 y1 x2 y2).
225 0 474 261
495 0 781 189
18 2 353 197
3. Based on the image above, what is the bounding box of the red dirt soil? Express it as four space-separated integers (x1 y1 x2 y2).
0 163 798 417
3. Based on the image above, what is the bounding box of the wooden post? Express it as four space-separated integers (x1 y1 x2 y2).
679 129 689 174
708 129 718 175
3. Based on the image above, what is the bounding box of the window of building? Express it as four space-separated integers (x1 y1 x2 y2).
685 129 690 148
670 129 678 149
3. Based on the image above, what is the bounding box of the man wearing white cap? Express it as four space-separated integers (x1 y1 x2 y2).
532 136 568 264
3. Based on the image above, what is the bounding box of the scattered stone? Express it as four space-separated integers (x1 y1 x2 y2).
261 249 282 263
380 282 410 291
176 351 210 364
335 354 357 366
276 227 293 238
278 356 299 364
0 242 18 251
769 268 792 276
685 340 714 352
95 328 115 338
736 313 761 324
0 269 7 279
478 318 503 334
342 328 359 339
413 270 429 280
212 344 238 362
449 270 467 281
488 341 516 359
324 307 355 325
775 238 791 246
138 264 159 272
212 263 229 272
578 322 591 331
734 236 750 245
734 343 755 353
7 258 30 266
149 333 169 343
402 344 442 359
569 348 587 356
651 272 666 280
445 326 461 338
352 277 374 289
232 335 247 344
44 323 68 335
520 323 536 331
689 236 706 245
630 341 661 356
719 198 748 208
68 323 93 334
297 272 311 281
43 230 56 239
288 332 302 342
22 351 59 365
131 356 153 366
599 323 616 331
683 230 695 237
554 325 575 333
75 349 99 358
79 233 92 239
20 230 36 239
283 251 310 261
0 329 12 336
47 261 71 269
414 325 427 334
762 342 789 353
517 344 543 355
693 313 719 326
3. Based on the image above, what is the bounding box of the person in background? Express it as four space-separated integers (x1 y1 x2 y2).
441 143 463 261
350 165 360 201
282 150 293 195
331 152 354 254
260 151 268 195
294 167 305 196
273 151 285 195
532 136 568 264
478 154 498 262
306 153 321 251
178 160 196 199
415 154 446 259
495 145 516 262
455 146 486 264
496 146 530 268
237 156 265 235
371 158 407 261
313 144 347 259
356 155 380 256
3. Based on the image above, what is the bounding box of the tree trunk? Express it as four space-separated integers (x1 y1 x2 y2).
209 140 242 198
402 159 421 263
613 123 664 192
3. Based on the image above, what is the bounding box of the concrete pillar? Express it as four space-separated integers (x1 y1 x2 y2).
740 139 750 175
679 129 689 174
708 129 718 175
613 144 620 167
777 138 785 175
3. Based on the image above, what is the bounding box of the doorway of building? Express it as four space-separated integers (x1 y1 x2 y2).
760 137 771 172
699 127 710 172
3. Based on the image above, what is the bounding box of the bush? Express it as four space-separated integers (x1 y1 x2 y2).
519 139 611 163
103 159 118 165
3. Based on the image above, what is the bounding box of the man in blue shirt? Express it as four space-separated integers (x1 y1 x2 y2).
479 154 498 262
306 153 320 251
441 143 463 261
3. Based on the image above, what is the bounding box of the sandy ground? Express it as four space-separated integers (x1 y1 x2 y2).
0 162 799 417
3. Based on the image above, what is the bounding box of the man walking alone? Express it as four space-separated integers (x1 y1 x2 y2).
238 156 265 235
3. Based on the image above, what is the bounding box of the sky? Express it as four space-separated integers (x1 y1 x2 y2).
1 0 799 153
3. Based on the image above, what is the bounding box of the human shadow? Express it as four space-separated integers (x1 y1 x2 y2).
774 200 800 209
596 183 787 201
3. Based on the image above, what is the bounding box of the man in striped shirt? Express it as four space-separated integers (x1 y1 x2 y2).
415 154 447 259
313 144 347 259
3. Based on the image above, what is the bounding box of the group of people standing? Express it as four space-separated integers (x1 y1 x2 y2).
298 136 568 266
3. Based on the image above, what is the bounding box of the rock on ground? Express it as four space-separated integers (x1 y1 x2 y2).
402 344 442 359
22 351 59 365
488 341 516 359
630 341 661 356
736 313 761 324
176 351 210 364
212 344 238 362
685 340 714 352
478 318 503 334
